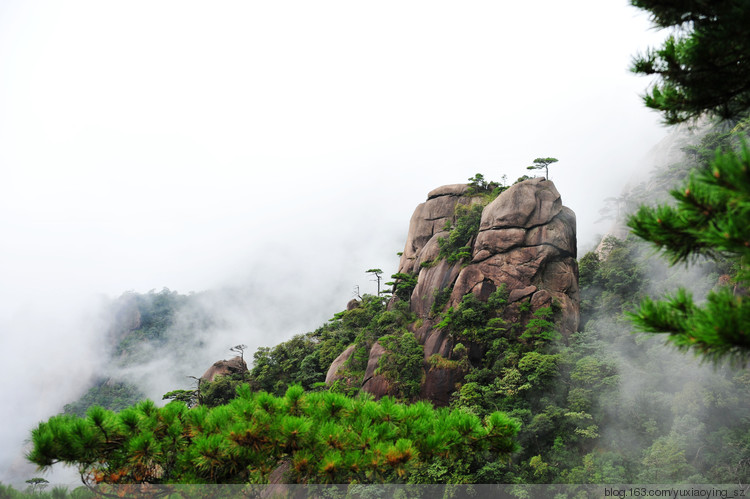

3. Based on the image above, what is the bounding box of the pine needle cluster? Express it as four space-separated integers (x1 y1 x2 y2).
627 144 750 364
28 386 520 485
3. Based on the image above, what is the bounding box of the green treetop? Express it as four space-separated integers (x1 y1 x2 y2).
630 0 750 125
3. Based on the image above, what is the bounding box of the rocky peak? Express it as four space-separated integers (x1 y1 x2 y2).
448 177 578 335
328 178 579 405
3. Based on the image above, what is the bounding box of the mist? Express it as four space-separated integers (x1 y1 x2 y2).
0 0 675 487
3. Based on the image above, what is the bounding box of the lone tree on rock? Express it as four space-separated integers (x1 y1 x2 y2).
366 268 384 295
230 344 248 361
527 157 558 180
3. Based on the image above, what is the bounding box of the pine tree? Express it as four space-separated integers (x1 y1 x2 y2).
27 387 520 485
630 0 750 125
627 0 750 364
526 157 558 180
628 144 750 364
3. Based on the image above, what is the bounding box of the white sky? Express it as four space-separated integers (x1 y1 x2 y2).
0 1 667 305
0 0 670 485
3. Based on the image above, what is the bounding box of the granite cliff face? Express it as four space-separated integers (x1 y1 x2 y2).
329 178 579 405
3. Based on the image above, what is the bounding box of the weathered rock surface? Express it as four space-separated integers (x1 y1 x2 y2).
328 178 579 406
325 344 357 384
346 299 360 311
479 177 562 230
420 367 459 406
448 179 578 337
361 343 393 397
398 183 480 275
200 356 248 382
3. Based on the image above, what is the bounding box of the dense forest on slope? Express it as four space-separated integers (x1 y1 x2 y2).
15 120 750 491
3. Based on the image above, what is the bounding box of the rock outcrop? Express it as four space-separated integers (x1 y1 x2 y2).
200 356 248 382
327 178 579 405
403 177 578 333
398 183 482 275
449 178 578 336
325 345 356 384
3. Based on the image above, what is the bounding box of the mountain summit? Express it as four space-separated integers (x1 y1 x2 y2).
328 177 579 405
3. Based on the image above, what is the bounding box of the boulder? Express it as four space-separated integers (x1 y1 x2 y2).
200 356 248 382
346 299 360 311
479 177 561 230
361 342 392 398
325 344 357 384
421 367 460 406
409 258 463 318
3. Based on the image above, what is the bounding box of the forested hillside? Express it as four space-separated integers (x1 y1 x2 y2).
7 0 750 494
16 119 750 490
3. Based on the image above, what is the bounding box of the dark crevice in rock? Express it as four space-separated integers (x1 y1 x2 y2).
476 242 575 260
427 193 465 200
478 220 548 232
472 254 491 264
528 242 575 259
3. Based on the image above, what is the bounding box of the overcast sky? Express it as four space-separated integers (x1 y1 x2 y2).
0 0 670 485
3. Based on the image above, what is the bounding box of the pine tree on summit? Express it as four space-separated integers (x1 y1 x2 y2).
526 157 558 180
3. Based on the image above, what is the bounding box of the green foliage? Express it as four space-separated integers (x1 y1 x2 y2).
113 289 189 358
517 352 560 386
578 237 648 319
437 286 509 344
630 0 750 124
250 334 321 395
24 478 49 494
162 389 199 408
467 173 491 192
629 145 750 267
430 285 453 316
366 269 384 295
515 174 532 184
245 294 416 399
577 251 601 289
438 204 484 264
627 144 750 364
567 204 750 486
638 433 694 482
28 388 520 485
627 1 750 365
386 272 418 302
376 332 425 401
466 173 507 197
427 353 460 371
63 380 144 417
200 373 252 407
519 307 559 348
0 481 93 498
